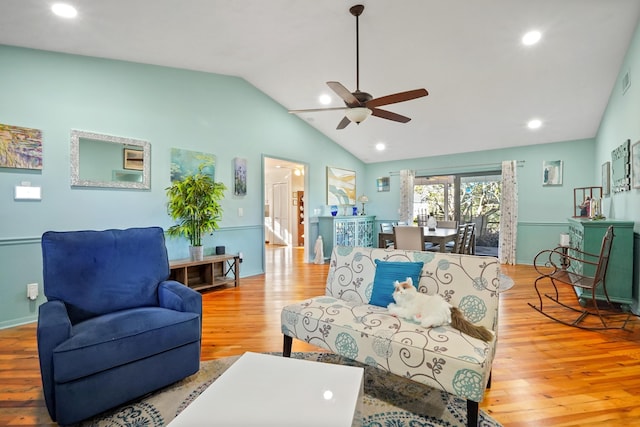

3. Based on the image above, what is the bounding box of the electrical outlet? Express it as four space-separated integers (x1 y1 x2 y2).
27 283 38 300
238 252 244 263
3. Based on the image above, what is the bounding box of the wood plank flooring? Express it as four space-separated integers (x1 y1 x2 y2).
1 245 639 426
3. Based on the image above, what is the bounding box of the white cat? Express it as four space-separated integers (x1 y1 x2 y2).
387 277 494 342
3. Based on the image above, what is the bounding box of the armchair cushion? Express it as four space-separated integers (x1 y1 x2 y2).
53 307 200 383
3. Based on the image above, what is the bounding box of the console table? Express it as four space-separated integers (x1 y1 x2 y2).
169 254 239 292
567 218 633 307
318 215 376 261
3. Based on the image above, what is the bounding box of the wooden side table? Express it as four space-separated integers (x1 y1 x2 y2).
169 254 240 292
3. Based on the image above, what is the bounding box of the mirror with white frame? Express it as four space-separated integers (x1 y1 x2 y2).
70 130 151 189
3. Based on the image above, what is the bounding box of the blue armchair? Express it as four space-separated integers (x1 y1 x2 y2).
38 227 202 425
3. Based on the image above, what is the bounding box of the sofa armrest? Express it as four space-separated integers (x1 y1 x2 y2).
158 280 202 316
37 300 72 419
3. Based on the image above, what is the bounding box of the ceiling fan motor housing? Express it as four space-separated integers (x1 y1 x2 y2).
348 91 373 107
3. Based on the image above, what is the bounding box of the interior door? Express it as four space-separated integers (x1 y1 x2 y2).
271 182 290 245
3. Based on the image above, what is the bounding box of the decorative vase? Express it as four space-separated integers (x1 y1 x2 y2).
190 245 204 261
330 205 338 216
426 216 437 231
352 206 358 216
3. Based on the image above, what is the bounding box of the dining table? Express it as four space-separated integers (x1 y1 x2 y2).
378 226 459 253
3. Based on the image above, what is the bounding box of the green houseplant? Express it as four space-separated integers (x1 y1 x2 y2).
166 166 226 261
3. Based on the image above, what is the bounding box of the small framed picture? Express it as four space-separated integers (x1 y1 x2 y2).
234 157 247 196
377 176 390 192
602 161 610 196
123 148 144 170
542 160 563 186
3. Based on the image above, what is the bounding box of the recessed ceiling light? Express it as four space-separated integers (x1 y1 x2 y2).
527 119 542 129
319 94 332 105
375 143 386 151
51 3 78 18
522 30 541 46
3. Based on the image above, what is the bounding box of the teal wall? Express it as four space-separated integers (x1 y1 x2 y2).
593 20 640 313
0 45 366 328
2 13 640 328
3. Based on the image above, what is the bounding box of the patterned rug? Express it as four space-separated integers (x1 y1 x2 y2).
77 352 501 427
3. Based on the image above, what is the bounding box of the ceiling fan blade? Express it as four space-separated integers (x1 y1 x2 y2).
288 107 347 114
336 116 351 129
366 88 428 109
371 108 411 123
327 81 361 107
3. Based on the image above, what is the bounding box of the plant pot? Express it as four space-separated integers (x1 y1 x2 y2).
190 246 204 261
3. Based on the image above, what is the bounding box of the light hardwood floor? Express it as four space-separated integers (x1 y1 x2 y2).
1 245 639 426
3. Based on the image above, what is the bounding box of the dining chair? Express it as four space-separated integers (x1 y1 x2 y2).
416 213 429 227
379 222 394 248
438 220 458 250
393 226 425 251
448 224 468 254
437 220 458 229
463 223 476 254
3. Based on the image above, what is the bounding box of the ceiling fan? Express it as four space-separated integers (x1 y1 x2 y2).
289 4 428 129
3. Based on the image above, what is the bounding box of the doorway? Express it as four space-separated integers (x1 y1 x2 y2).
263 157 307 272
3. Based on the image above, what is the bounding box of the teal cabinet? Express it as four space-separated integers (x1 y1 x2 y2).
318 216 376 260
567 218 633 306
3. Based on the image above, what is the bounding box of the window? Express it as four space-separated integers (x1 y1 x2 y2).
414 172 501 251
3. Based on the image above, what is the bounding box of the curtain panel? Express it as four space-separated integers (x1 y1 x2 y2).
499 160 518 264
399 169 415 224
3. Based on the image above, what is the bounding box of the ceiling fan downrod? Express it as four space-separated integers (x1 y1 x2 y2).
350 4 364 92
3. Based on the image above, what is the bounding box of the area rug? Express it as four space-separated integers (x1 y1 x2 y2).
77 352 501 427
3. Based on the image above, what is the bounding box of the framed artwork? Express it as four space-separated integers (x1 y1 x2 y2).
170 148 215 182
601 161 610 196
326 166 356 205
542 160 563 186
0 123 43 170
234 157 247 196
632 140 640 189
377 176 390 192
123 148 144 170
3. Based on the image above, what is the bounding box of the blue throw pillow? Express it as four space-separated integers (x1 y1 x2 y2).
369 259 423 307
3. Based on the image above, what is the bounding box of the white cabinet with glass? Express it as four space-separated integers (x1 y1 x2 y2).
318 216 376 261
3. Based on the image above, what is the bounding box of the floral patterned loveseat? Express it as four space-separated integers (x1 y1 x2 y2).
281 246 500 427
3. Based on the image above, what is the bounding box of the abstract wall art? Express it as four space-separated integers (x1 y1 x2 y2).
0 123 43 170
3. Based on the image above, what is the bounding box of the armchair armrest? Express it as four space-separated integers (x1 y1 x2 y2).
37 300 72 418
158 280 202 316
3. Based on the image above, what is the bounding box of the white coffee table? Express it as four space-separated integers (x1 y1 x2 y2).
169 352 364 426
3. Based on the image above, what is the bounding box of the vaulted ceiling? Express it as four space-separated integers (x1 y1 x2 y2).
1 0 639 163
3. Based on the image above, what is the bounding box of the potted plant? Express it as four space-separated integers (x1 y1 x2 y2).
166 165 226 261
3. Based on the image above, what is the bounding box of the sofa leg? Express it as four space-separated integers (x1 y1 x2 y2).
283 335 292 357
467 400 478 427
487 370 492 389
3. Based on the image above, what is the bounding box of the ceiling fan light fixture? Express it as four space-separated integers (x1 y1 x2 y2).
345 107 372 124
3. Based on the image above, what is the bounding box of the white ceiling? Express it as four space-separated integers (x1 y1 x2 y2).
1 0 639 163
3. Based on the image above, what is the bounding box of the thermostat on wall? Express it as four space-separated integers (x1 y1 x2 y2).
15 185 42 200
